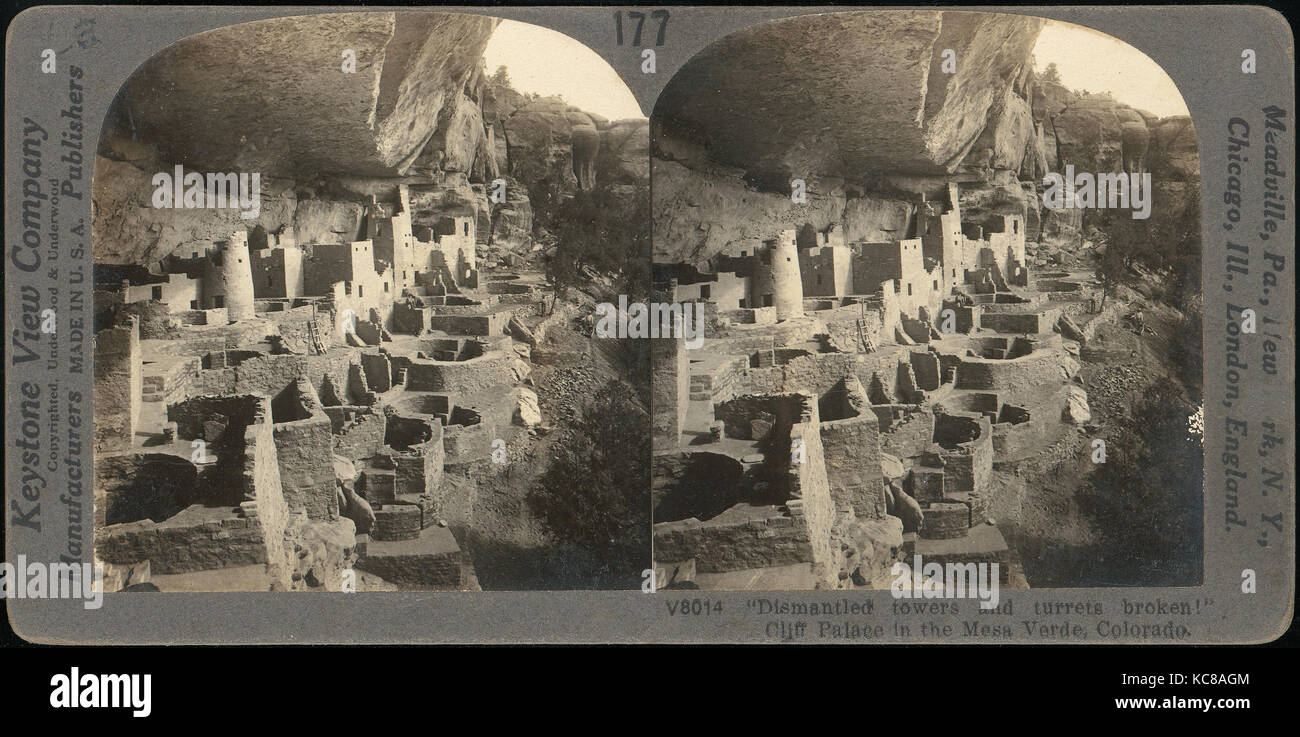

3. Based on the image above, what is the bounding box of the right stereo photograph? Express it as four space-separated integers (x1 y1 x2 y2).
649 10 1203 591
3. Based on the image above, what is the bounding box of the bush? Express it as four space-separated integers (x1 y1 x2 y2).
526 380 650 587
1080 378 1203 585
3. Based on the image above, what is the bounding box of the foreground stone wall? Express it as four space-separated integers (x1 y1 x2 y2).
272 380 338 521
651 337 688 449
787 405 836 586
167 393 263 445
979 308 1061 334
653 508 814 573
243 400 290 582
187 351 361 409
935 413 994 496
99 396 290 579
93 317 141 453
872 405 935 461
442 421 492 465
98 509 270 574
820 412 886 520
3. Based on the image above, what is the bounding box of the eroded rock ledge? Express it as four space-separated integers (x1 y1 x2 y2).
106 12 498 177
651 11 1197 267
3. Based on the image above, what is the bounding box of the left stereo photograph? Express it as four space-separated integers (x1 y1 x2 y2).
89 11 652 592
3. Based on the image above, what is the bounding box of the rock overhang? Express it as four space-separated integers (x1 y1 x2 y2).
104 12 499 178
651 10 1045 184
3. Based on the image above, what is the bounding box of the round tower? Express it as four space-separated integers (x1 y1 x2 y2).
221 230 256 323
770 229 803 320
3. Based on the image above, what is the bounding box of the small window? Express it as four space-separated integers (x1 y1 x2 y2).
344 283 351 296
907 284 913 296
700 285 711 299
463 222 469 236
358 285 364 298
190 300 200 310
213 296 225 308
1013 221 1019 234
933 280 938 291
384 282 390 293
151 286 163 300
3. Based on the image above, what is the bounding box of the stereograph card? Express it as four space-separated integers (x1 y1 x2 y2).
3 5 1293 645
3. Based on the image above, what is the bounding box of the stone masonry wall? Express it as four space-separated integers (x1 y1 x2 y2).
404 350 514 393
787 408 836 586
653 509 814 573
323 405 386 462
820 412 886 520
651 337 688 449
244 401 290 584
273 412 338 520
93 317 141 453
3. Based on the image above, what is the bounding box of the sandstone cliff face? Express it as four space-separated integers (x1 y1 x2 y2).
95 12 503 264
654 11 1042 182
486 84 650 193
418 91 497 182
601 119 652 188
652 11 1198 266
492 96 592 193
477 80 649 254
1040 82 1149 174
488 175 534 251
652 161 845 264
1149 116 1198 181
1036 79 1200 241
1035 77 1198 184
107 12 497 178
94 13 646 265
652 10 1045 265
653 160 914 264
93 152 379 266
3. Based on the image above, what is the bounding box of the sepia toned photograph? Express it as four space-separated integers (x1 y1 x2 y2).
90 11 651 592
650 10 1204 591
7 3 1290 653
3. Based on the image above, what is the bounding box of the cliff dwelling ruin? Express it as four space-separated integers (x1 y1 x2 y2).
91 12 652 592
650 10 1204 591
